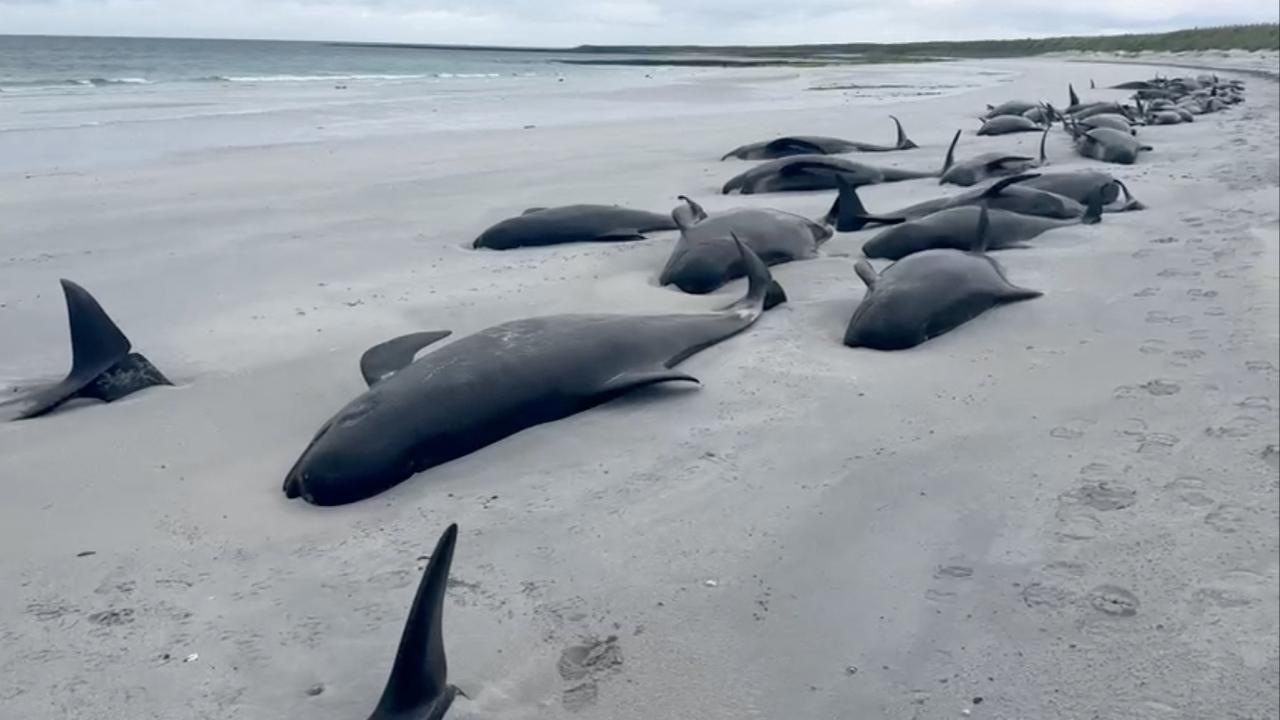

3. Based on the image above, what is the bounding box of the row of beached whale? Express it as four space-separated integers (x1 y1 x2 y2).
4 71 1246 719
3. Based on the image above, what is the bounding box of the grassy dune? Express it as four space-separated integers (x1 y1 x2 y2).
570 24 1280 60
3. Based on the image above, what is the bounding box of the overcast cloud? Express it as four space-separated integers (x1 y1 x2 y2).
2 0 1277 46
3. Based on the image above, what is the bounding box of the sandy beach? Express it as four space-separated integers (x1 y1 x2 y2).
1 54 1277 719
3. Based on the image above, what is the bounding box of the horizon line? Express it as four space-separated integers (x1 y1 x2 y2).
2 22 1277 53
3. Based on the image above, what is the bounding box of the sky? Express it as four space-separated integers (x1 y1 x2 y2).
1 0 1277 47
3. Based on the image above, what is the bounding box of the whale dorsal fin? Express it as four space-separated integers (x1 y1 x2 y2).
521 207 548 215
890 116 918 149
369 524 459 720
1037 125 1049 165
942 129 961 173
1068 83 1080 107
973 203 991 253
854 259 878 289
62 279 133 383
360 331 452 387
16 279 139 420
828 175 905 232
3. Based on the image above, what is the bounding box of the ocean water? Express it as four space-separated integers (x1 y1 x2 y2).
0 35 577 90
0 36 1014 172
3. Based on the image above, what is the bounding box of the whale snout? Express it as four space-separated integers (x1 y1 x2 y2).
283 471 302 499
282 439 419 507
282 458 321 504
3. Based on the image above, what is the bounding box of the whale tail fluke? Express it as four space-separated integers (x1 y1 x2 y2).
1115 180 1146 211
368 524 460 720
672 195 709 229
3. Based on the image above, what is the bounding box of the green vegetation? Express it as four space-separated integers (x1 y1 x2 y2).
570 23 1280 59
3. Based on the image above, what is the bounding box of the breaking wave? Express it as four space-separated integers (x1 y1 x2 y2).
1 72 513 92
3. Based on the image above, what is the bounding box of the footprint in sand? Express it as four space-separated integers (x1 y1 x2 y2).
1262 445 1279 469
1022 582 1075 610
1061 482 1137 512
1088 585 1140 617
1146 311 1192 325
1164 476 1216 509
1055 509 1103 541
926 565 974 602
1139 339 1167 355
87 608 136 627
1137 432 1180 454
558 635 623 712
1140 379 1182 396
1204 504 1250 534
1204 416 1261 439
1192 569 1272 610
1050 419 1093 440
1245 360 1277 376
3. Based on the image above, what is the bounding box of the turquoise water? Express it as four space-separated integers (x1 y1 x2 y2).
0 35 578 91
0 36 1015 172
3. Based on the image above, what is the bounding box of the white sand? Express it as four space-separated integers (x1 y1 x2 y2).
0 57 1276 719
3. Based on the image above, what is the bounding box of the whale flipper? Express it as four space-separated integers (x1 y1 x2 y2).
360 331 453 387
979 173 1040 199
854 259 879 289
16 279 168 420
369 524 460 720
984 155 1035 171
593 228 646 243
596 368 699 398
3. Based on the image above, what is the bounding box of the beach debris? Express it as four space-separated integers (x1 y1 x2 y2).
76 551 96 558
306 683 325 697
703 579 718 587
183 653 199 663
